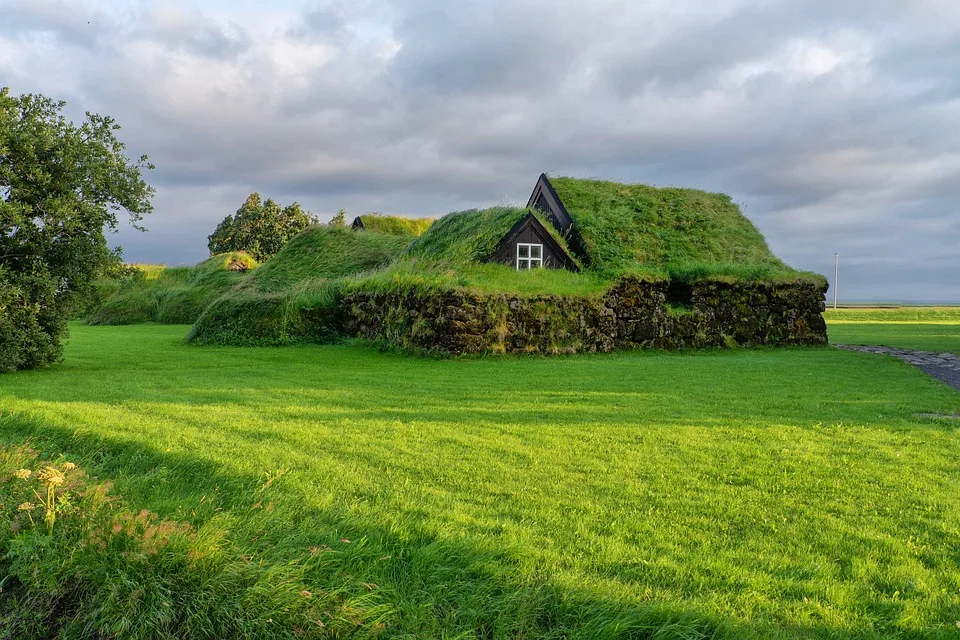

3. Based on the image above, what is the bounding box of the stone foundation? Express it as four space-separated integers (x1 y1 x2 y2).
341 277 828 355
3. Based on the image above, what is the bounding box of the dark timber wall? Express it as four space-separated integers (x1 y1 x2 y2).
341 277 828 355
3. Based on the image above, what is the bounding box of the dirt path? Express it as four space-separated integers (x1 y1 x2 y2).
835 344 960 392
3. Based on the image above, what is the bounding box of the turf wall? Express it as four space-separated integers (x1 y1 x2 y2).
341 277 828 355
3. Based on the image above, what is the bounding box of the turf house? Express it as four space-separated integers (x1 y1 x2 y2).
97 174 829 354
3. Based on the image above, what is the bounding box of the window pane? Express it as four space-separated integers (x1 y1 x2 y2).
518 245 529 258
530 245 542 259
531 258 542 268
518 259 529 269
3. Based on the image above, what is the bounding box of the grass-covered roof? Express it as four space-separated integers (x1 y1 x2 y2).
251 225 412 292
407 207 529 263
407 207 577 266
355 214 433 237
548 176 796 280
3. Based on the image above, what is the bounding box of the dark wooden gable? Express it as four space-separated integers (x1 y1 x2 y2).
526 173 574 234
526 174 590 264
490 213 579 272
351 216 365 230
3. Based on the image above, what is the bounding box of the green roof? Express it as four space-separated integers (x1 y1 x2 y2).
251 225 412 292
406 207 529 264
356 214 433 237
548 176 791 279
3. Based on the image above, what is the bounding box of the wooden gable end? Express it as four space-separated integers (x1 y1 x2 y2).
351 216 365 230
526 174 590 264
526 173 574 234
489 213 579 272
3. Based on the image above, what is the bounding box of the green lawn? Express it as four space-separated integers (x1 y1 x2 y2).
825 308 960 354
1 323 959 638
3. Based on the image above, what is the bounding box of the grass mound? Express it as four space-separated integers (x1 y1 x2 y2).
250 225 412 292
88 252 258 325
355 213 433 236
189 226 410 345
549 176 796 280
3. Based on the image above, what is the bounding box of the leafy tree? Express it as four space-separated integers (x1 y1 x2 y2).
207 194 316 261
329 208 347 228
0 88 154 371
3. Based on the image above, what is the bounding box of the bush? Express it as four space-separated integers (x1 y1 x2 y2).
0 275 63 373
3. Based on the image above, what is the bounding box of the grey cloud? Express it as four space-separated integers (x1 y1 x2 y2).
4 0 960 300
0 0 109 49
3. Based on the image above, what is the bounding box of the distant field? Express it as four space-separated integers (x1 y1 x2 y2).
824 306 960 322
1 323 958 638
826 307 960 354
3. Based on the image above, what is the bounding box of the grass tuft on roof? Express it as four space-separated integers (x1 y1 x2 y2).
548 176 803 281
250 225 413 292
356 214 434 237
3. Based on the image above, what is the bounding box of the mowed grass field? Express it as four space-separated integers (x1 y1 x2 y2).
1 322 959 638
825 307 960 354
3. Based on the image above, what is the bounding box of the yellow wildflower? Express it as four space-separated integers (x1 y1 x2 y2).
17 502 36 512
13 469 31 480
37 466 65 487
63 462 77 472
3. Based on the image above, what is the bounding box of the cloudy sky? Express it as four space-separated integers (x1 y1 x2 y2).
3 0 958 301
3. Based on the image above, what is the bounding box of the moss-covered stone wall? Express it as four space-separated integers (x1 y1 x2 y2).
341 277 828 355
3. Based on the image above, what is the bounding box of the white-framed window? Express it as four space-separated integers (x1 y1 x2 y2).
516 243 544 270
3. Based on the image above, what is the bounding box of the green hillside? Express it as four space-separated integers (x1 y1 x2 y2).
549 176 800 281
88 253 257 325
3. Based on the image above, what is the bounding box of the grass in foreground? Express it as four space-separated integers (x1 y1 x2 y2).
1 324 959 638
826 307 960 354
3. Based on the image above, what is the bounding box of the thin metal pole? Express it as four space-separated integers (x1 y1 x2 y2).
834 253 839 309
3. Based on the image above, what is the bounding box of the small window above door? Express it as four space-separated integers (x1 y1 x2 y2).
517 243 543 270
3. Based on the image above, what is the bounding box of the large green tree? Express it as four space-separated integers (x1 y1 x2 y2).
0 88 154 371
207 194 317 262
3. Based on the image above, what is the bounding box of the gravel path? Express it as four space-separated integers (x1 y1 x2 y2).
835 344 960 392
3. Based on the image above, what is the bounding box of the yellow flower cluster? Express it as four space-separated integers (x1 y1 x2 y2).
37 466 66 487
13 469 31 480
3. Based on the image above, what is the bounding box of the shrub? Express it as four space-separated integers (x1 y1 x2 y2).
0 274 63 373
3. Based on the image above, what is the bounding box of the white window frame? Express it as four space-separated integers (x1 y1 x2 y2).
516 243 544 270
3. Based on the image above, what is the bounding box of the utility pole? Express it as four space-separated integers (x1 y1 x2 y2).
834 253 839 310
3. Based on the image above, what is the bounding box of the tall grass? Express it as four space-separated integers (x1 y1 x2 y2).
355 213 433 236
88 253 257 325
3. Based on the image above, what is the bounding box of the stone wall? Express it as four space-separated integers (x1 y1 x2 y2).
341 277 827 355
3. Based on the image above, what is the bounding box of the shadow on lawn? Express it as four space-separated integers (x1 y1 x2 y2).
1 413 956 639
